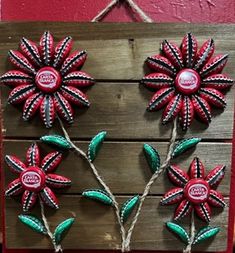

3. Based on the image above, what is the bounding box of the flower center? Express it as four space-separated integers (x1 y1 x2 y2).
184 178 209 204
35 67 61 93
20 166 46 192
175 68 201 95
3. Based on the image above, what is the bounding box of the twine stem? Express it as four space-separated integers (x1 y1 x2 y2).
58 118 126 251
122 118 178 251
40 200 63 252
58 117 177 252
183 210 196 253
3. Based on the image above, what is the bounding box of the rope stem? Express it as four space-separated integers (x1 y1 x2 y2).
58 118 126 251
122 118 178 251
40 200 63 252
183 210 195 253
58 117 177 252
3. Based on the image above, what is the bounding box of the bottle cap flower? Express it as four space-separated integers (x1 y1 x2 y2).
142 33 233 130
161 157 226 222
1 31 95 128
5 143 71 211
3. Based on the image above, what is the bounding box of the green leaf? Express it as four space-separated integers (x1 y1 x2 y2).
18 214 47 235
172 138 201 158
82 189 113 205
166 221 189 244
193 226 220 245
120 195 139 223
53 218 75 245
143 144 160 173
40 135 71 149
88 131 107 162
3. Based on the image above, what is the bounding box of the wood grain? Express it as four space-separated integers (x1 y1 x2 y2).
0 23 234 139
1 23 234 251
1 83 234 139
3 140 232 195
5 195 229 251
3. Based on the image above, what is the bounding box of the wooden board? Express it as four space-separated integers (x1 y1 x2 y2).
5 196 229 251
3 141 232 195
1 23 234 251
1 83 234 140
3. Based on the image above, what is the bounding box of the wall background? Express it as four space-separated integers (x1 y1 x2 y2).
1 0 235 253
1 0 235 23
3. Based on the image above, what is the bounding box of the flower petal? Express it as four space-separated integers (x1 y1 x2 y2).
194 38 214 70
8 84 36 104
141 73 173 89
208 189 226 208
40 95 55 128
60 50 87 76
26 143 40 167
161 188 184 205
205 165 226 189
0 70 33 86
63 71 95 88
161 40 184 69
190 157 205 179
5 155 26 174
191 95 211 124
147 87 175 111
180 96 194 131
20 37 42 67
22 190 38 212
5 178 23 196
200 54 228 78
162 94 182 124
53 36 73 68
46 174 71 188
174 199 192 221
167 165 189 187
61 86 90 107
39 187 59 209
39 31 54 66
194 202 211 222
199 88 226 108
181 33 198 68
54 92 74 124
23 92 44 121
8 50 36 74
41 151 62 173
202 74 233 90
146 55 176 76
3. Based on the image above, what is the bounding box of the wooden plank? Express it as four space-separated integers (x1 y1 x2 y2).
0 24 234 81
0 23 234 42
4 141 232 195
5 195 229 251
1 83 234 139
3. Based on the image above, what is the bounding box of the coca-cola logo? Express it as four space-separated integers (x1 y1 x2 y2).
188 183 208 201
179 72 198 90
37 70 57 87
22 171 41 189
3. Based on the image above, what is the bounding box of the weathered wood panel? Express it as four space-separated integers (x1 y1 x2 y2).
1 23 234 251
4 141 232 195
5 196 229 251
1 84 234 139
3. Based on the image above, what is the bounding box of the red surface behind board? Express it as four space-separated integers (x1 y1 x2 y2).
1 0 235 252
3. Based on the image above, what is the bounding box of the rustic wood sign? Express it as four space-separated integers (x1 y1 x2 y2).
1 23 234 252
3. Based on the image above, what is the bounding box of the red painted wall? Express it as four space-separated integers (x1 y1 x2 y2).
2 0 235 22
1 0 235 253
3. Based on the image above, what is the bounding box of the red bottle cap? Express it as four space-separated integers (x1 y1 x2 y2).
35 67 61 93
175 68 201 95
20 166 46 192
184 178 209 204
